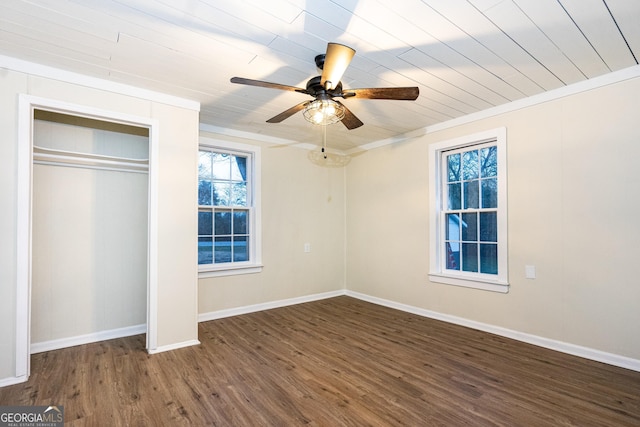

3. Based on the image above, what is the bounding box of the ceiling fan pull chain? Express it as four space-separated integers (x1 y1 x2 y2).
322 125 327 159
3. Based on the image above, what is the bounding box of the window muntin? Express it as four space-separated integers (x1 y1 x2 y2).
198 147 257 270
428 128 508 293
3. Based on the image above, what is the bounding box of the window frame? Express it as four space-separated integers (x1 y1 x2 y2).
428 128 509 293
198 137 262 278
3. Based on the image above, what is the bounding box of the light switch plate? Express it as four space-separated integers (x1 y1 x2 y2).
525 265 536 279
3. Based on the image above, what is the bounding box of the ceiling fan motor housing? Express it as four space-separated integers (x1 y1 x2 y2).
306 76 343 97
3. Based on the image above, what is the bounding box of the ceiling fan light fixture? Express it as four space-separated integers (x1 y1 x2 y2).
302 98 345 125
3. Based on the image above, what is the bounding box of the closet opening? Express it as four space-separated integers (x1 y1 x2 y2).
16 95 160 381
31 110 149 354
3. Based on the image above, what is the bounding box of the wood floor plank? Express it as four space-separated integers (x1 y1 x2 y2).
1 296 639 425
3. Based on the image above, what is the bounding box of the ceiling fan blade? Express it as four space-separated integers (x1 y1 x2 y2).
321 43 355 91
345 87 419 100
266 101 311 123
335 101 363 130
231 77 307 94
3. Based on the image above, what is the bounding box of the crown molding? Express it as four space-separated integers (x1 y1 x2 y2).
424 64 640 135
199 123 317 151
0 54 200 111
7 53 638 153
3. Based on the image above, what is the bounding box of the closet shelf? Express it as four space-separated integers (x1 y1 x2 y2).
33 145 149 173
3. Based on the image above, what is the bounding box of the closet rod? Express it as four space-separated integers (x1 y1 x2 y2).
32 145 149 173
33 145 148 164
33 159 149 174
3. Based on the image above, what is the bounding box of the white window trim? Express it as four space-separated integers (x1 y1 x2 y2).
198 137 262 278
428 127 509 293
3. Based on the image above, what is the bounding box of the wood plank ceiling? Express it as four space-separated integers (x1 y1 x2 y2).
1 0 638 152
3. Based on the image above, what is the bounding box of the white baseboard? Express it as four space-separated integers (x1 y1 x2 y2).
30 324 146 354
0 374 28 388
198 288 640 372
11 289 636 389
198 290 345 322
346 290 640 373
148 339 201 354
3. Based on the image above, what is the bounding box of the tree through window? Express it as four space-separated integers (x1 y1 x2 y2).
444 145 498 274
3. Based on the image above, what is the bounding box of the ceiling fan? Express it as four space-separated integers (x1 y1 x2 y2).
230 43 420 130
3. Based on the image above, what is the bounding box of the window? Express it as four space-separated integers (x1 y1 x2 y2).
198 138 261 277
428 128 508 292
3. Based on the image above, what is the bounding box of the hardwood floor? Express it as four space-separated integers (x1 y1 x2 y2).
1 296 639 426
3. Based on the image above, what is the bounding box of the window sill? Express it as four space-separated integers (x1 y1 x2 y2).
429 273 509 293
199 264 263 278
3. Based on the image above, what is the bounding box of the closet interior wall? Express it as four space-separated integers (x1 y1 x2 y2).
31 110 149 351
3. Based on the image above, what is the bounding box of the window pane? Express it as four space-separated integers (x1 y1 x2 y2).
446 213 460 240
480 212 497 242
447 153 460 182
462 243 478 272
231 182 247 206
480 147 498 178
448 183 461 210
232 156 247 181
211 153 231 180
434 136 505 288
446 242 460 270
234 211 248 234
213 182 230 206
198 180 212 206
480 244 498 274
214 210 232 235
198 237 213 265
233 236 249 262
463 150 479 180
198 151 212 178
199 147 255 268
214 237 232 263
464 181 479 209
198 211 212 235
481 178 498 209
461 212 477 242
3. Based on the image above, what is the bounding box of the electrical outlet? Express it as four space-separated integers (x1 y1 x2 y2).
304 243 311 253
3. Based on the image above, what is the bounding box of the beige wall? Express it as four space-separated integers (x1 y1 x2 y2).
153 102 199 347
197 131 346 314
0 68 199 382
346 76 640 360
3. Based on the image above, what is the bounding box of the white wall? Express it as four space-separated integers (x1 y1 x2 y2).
197 131 346 315
0 65 200 384
346 75 640 360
